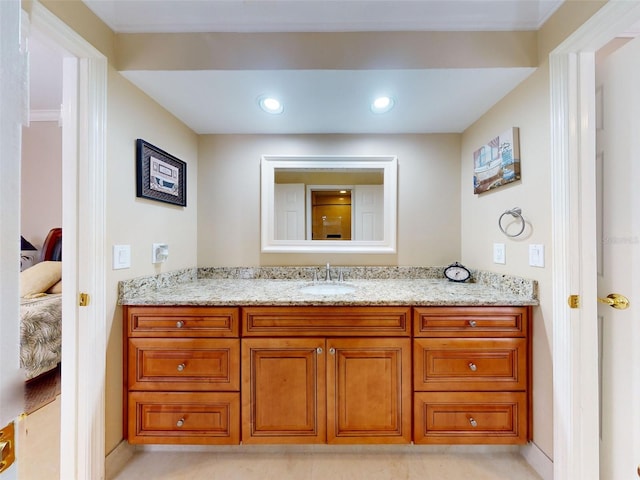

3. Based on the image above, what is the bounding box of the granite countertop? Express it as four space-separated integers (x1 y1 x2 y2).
118 267 538 307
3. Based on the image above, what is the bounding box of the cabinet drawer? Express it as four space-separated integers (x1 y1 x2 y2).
242 306 411 337
126 306 239 337
414 392 527 444
413 306 528 338
128 338 240 391
414 338 527 391
128 392 240 444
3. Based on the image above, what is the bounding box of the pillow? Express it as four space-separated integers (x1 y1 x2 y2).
20 261 62 298
47 280 62 294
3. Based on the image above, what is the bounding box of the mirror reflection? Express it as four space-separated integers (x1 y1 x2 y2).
261 155 397 253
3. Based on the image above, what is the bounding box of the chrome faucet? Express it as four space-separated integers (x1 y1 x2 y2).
325 262 331 281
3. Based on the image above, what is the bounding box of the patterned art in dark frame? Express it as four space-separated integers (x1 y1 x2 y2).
136 139 187 206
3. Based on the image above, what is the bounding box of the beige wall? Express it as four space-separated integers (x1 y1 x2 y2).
21 121 62 248
36 0 610 464
104 67 199 452
197 134 461 267
461 63 553 457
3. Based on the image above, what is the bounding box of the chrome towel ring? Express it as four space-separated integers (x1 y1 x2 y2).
498 207 526 237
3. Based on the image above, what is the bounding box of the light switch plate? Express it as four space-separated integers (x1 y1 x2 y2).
112 245 131 270
493 243 506 264
529 244 545 267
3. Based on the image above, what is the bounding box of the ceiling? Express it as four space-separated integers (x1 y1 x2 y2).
32 1 565 134
82 0 563 33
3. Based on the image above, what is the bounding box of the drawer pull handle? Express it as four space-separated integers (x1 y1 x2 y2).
468 320 477 328
177 363 186 372
469 418 478 427
176 321 184 328
317 347 323 354
468 362 477 372
329 347 336 355
176 418 185 428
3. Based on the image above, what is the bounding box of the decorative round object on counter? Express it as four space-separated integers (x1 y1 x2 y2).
443 262 471 282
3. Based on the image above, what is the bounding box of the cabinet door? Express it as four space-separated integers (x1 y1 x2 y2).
326 338 411 444
241 338 326 444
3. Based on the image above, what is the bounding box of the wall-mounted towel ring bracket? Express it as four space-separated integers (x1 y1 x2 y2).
498 207 526 237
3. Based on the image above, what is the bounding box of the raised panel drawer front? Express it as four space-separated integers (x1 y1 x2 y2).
413 306 528 338
128 392 240 445
413 338 527 391
128 338 240 391
127 306 239 337
414 392 527 444
242 306 411 337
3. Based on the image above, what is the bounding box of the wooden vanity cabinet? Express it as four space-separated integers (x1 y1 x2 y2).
123 306 240 445
241 306 412 444
412 306 531 445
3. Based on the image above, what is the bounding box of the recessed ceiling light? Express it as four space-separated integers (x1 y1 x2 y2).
258 96 284 114
371 96 395 114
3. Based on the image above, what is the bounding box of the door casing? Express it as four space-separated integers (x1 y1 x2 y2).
550 2 640 479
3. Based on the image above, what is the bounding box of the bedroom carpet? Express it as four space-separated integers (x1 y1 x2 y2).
24 364 61 414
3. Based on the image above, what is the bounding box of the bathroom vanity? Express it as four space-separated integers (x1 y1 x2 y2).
120 268 536 447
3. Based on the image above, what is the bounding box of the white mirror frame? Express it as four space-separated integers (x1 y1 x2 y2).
261 155 398 253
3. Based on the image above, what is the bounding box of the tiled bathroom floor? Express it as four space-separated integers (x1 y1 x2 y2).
112 447 543 480
18 399 543 480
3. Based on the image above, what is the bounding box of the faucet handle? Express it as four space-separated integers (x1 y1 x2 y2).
312 270 319 282
338 269 344 282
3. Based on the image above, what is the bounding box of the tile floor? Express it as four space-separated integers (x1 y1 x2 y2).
112 447 543 480
18 398 543 480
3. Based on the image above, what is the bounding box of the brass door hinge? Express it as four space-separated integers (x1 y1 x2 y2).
568 295 580 309
79 292 91 307
0 422 15 473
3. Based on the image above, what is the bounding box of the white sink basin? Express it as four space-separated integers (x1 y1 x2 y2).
299 283 356 295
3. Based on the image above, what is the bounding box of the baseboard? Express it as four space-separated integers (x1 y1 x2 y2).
105 440 135 480
520 442 553 480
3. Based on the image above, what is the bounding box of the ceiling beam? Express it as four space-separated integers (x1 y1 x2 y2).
115 31 538 71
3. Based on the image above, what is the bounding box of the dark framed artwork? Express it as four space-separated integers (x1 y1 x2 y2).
136 139 187 206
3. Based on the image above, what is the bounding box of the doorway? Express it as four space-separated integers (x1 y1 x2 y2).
550 2 640 479
22 2 108 478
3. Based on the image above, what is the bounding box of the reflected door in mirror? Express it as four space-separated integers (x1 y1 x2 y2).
311 190 352 240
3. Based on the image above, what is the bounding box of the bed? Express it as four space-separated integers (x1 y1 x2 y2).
20 293 62 380
19 228 63 380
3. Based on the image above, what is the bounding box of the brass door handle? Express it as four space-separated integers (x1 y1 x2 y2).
597 293 630 310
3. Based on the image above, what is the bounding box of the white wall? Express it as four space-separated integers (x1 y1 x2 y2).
21 121 62 248
461 62 553 458
197 133 461 267
104 67 199 452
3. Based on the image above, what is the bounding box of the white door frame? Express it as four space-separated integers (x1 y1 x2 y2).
550 2 640 478
0 1 26 449
28 2 107 479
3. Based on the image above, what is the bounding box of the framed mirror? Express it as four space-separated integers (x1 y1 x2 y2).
261 155 397 253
